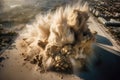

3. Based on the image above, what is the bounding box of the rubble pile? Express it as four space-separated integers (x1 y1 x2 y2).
17 3 95 74
89 0 120 21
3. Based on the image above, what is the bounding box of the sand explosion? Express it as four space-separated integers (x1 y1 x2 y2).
17 2 95 74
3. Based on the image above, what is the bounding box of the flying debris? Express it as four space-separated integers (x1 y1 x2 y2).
17 2 95 74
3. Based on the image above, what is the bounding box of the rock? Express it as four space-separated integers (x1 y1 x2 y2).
0 57 5 62
55 56 61 62
38 40 47 49
98 17 107 24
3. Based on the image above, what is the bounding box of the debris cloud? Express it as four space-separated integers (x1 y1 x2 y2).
17 2 95 74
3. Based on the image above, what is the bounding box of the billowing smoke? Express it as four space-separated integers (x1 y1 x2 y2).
17 2 95 74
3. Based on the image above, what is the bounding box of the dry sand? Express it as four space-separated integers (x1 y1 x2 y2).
0 40 82 80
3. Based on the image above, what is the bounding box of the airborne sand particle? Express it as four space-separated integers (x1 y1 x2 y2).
17 2 95 74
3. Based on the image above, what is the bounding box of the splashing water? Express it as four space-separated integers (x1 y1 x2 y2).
16 1 95 74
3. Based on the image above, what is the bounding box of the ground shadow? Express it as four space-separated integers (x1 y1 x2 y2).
95 34 113 46
79 44 120 80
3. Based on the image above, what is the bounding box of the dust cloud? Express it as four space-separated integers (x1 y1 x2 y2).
17 2 95 74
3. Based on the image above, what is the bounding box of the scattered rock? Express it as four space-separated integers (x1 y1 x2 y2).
17 4 95 74
0 27 18 53
0 57 5 63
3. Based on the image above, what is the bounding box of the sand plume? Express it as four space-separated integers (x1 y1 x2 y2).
16 1 95 74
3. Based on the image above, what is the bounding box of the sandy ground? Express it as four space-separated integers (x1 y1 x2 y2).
0 41 82 80
88 15 120 53
0 15 120 80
